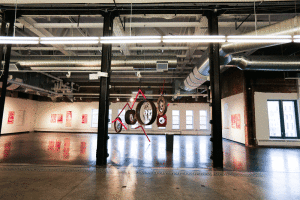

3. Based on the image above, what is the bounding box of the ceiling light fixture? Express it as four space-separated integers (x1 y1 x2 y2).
40 37 99 44
227 35 292 43
100 36 161 44
0 36 39 44
292 35 300 43
0 35 297 45
163 35 226 43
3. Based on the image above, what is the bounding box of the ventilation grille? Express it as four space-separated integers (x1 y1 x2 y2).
156 61 168 72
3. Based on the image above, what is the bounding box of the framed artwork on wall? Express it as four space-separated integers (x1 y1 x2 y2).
82 114 88 124
57 114 63 123
7 111 15 124
231 114 241 129
236 114 241 129
50 114 57 123
66 111 72 127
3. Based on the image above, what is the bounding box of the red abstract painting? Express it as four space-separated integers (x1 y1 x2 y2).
82 114 88 124
50 114 57 123
66 111 72 127
236 114 241 129
7 111 15 124
231 114 236 129
57 114 63 123
231 114 241 129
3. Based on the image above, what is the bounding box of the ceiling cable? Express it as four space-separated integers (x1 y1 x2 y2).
130 3 132 37
254 1 257 35
14 0 17 37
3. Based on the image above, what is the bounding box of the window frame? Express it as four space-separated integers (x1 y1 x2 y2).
172 110 180 130
268 100 300 139
91 109 98 128
199 110 208 130
186 110 194 130
108 109 112 128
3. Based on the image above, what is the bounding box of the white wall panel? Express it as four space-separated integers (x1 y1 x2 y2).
221 93 245 144
1 97 38 134
35 101 210 135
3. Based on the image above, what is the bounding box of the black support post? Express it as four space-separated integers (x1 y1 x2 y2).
96 12 114 166
244 71 256 146
0 13 14 134
206 10 223 168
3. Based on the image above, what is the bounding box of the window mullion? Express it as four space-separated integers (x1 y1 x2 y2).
279 100 286 138
294 100 300 139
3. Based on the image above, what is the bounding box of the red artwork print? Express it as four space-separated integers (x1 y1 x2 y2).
236 114 241 129
66 111 72 127
55 140 61 152
80 142 87 154
82 114 88 124
3 142 12 158
50 114 57 123
231 114 241 129
7 111 15 124
57 114 63 123
63 138 70 160
48 141 55 151
231 114 236 129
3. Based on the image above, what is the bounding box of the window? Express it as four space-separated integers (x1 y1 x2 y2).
92 109 112 128
199 110 208 129
108 109 112 128
172 110 180 129
145 124 152 129
186 110 193 129
131 121 139 129
267 100 299 138
91 109 98 128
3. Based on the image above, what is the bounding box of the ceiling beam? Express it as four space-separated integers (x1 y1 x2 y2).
17 16 76 56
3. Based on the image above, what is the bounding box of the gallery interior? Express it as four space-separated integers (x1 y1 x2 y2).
0 1 300 199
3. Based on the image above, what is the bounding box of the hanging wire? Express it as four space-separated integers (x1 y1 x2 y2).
14 0 18 37
254 1 257 35
130 3 132 37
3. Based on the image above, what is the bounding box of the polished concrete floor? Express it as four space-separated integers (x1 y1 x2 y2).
0 132 300 199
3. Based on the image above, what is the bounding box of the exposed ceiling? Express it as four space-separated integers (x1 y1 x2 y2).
1 2 300 102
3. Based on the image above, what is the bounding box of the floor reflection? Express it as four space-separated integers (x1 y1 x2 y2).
0 132 300 172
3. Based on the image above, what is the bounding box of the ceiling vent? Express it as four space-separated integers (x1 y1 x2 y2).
156 61 168 72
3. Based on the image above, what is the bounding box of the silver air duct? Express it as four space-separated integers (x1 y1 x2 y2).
10 56 177 68
183 16 300 91
229 56 300 71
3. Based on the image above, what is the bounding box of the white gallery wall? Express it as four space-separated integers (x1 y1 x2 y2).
254 92 300 146
221 93 245 144
35 101 99 132
1 97 38 134
35 101 210 135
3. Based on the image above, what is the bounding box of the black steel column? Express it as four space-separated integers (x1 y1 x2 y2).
0 12 14 134
244 71 256 146
207 10 223 168
96 12 114 166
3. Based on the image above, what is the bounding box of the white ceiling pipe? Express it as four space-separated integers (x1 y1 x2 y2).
63 93 207 97
13 21 274 29
11 46 207 51
11 56 177 67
